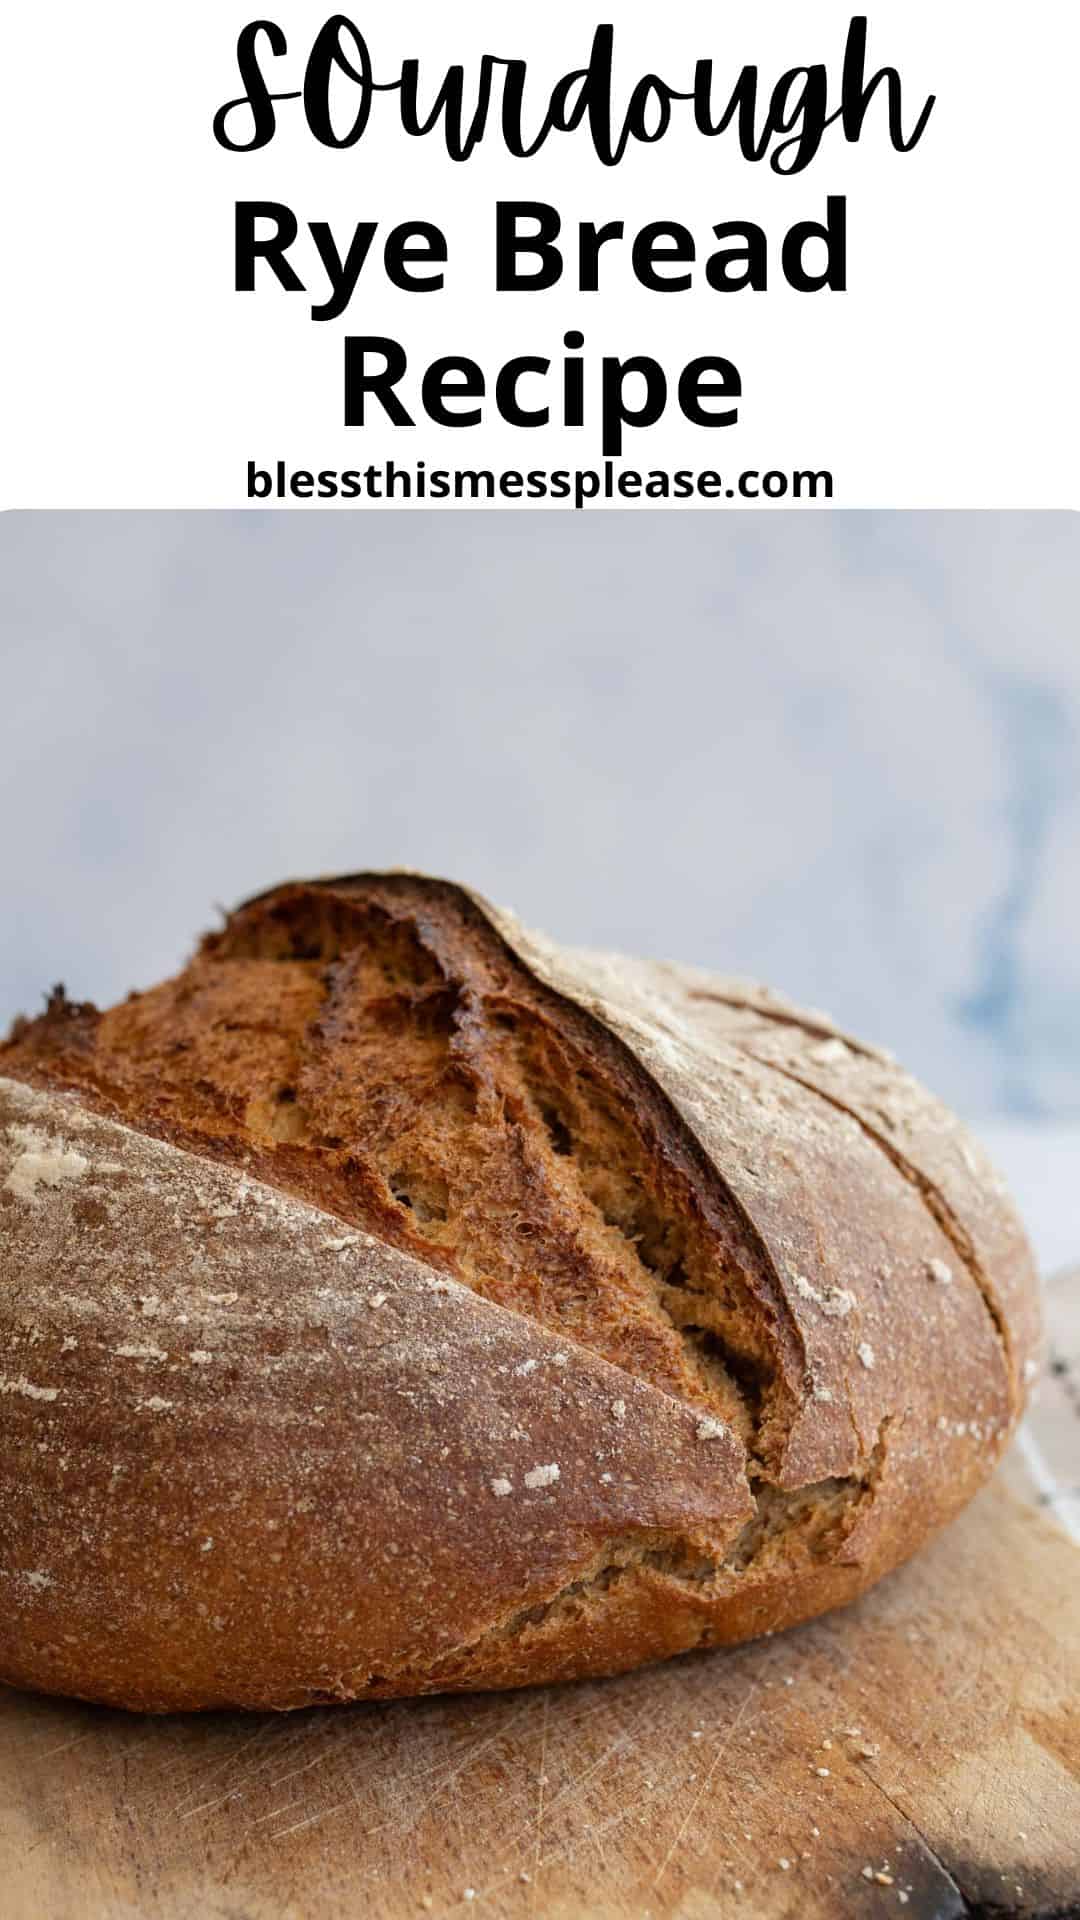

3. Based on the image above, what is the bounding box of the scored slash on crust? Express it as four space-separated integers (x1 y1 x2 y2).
0 868 1038 1711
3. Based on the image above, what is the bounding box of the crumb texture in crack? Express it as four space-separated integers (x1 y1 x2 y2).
723 1423 889 1573
379 1438 889 1688
1 876 795 1451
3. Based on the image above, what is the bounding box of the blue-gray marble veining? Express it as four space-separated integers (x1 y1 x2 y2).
2 511 1077 1121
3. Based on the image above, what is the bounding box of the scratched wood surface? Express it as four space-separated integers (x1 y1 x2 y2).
1 1475 1078 1920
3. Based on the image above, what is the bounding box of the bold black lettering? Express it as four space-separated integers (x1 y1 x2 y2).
769 66 829 174
678 358 741 428
578 220 624 293
498 39 593 157
399 56 495 159
840 16 935 153
343 337 414 426
782 196 846 292
495 358 550 427
384 222 447 291
496 202 563 291
707 222 768 292
235 202 304 293
793 468 833 500
308 221 377 321
623 74 677 148
632 221 695 292
541 64 592 137
692 57 761 157
422 357 485 426
213 23 299 153
581 26 617 165
601 356 667 456
563 330 585 427
454 470 496 499
304 17 374 148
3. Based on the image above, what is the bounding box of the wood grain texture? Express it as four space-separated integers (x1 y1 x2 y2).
2 1481 1077 1920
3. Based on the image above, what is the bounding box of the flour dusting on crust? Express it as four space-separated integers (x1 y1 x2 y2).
3 1123 89 1202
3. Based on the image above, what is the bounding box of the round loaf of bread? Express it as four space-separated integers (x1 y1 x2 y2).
0 873 1039 1712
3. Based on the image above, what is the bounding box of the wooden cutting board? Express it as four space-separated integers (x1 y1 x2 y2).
1 1476 1078 1920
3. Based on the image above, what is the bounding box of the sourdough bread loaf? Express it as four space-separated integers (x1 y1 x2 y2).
0 872 1039 1711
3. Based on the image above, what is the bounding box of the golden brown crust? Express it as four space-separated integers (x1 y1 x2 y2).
0 1078 756 1711
0 871 1040 1712
657 971 1038 1385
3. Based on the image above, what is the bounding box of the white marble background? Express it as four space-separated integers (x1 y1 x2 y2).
2 512 1077 1138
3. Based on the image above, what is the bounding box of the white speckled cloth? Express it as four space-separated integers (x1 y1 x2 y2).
1007 1266 1080 1540
975 1126 1080 1539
